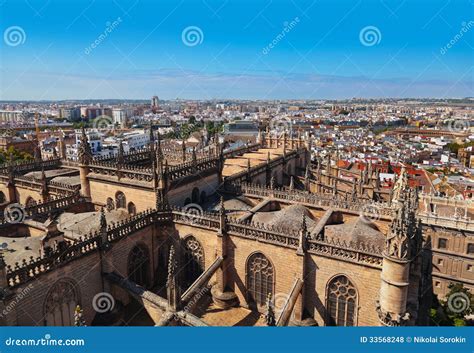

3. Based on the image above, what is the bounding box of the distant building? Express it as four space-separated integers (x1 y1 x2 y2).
59 107 81 121
151 96 159 108
223 120 259 139
0 135 36 155
0 110 28 123
112 108 135 128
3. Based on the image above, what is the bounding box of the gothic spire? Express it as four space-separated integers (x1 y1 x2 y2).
78 126 92 165
99 207 107 231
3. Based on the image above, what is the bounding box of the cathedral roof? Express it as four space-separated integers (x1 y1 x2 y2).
251 204 320 233
324 217 384 248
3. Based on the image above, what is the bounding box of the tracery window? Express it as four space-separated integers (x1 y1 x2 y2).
25 197 36 207
183 236 204 288
127 245 149 287
246 252 274 307
115 191 126 209
106 197 115 211
44 279 80 326
326 275 357 326
127 202 136 215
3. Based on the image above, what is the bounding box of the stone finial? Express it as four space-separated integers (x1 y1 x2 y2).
192 147 197 171
305 163 310 180
78 126 92 165
270 176 275 190
219 196 226 215
167 245 180 311
74 305 86 326
297 214 308 255
264 293 276 326
99 207 107 230
182 136 187 162
117 139 124 165
167 246 177 287
149 126 155 143
218 196 227 235
289 176 294 191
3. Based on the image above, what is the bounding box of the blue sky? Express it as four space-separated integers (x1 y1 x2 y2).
0 0 473 100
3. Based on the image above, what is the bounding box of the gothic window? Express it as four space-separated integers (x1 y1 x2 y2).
326 275 357 326
246 252 274 307
467 243 474 255
115 191 126 209
0 191 5 203
106 197 115 211
183 236 204 288
127 202 136 215
44 278 80 326
25 196 36 207
438 238 447 249
127 245 149 287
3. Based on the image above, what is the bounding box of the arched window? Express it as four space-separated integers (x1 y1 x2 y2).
246 252 274 307
183 236 204 288
44 278 80 326
127 245 149 287
326 275 357 326
106 197 115 211
115 191 126 209
0 191 5 203
25 196 36 207
127 202 136 215
191 187 200 204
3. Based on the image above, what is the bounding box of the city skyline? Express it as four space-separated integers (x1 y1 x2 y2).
0 0 473 101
